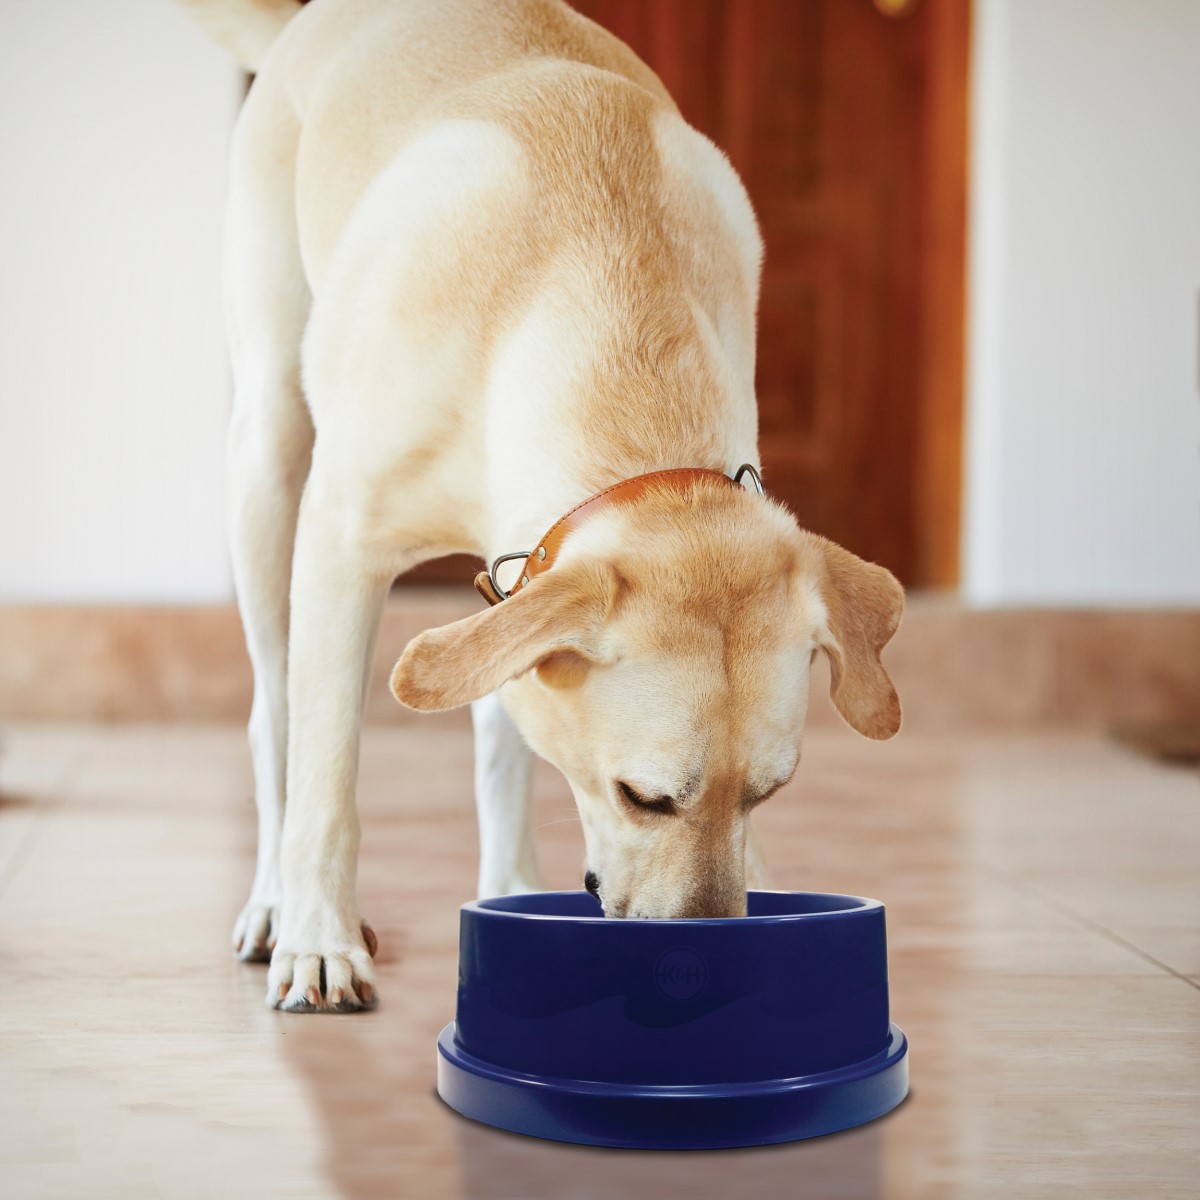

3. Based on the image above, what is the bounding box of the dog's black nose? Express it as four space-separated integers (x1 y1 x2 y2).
583 871 600 898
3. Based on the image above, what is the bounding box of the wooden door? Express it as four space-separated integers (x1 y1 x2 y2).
403 0 967 587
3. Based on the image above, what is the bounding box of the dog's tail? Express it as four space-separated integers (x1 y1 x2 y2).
177 0 302 72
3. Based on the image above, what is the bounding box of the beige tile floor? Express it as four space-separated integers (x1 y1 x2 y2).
0 720 1197 1199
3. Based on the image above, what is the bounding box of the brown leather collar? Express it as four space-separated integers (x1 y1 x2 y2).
474 464 763 606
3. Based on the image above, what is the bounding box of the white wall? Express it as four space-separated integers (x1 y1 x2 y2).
964 0 1200 606
0 1 240 603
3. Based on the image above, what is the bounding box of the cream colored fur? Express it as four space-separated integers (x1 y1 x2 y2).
186 0 903 1013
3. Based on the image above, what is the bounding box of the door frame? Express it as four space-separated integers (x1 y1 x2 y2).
913 0 970 589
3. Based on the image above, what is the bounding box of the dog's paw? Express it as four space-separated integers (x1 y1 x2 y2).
266 921 379 1013
232 898 279 963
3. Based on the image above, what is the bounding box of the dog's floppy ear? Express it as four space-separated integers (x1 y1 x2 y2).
390 565 611 711
811 536 904 740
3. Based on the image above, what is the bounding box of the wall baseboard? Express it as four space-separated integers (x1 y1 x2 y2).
1 593 1198 733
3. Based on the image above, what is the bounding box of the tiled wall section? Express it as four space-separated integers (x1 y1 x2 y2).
1 595 1198 732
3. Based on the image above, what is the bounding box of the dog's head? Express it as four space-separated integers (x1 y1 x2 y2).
391 482 902 918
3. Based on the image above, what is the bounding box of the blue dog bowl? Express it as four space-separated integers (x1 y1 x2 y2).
436 890 908 1149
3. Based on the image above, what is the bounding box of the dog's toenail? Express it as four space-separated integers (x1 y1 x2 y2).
329 988 344 1005
359 981 374 1004
277 983 290 1001
305 986 321 1007
362 923 378 957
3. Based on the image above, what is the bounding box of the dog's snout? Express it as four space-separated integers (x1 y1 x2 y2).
583 870 601 899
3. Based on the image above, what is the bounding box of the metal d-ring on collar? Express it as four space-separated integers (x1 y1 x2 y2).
485 463 765 602
733 462 765 495
487 550 540 600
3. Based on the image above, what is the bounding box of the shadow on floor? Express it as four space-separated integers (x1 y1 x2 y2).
450 1099 888 1200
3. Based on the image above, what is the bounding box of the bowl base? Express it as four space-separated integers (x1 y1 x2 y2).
436 1022 908 1150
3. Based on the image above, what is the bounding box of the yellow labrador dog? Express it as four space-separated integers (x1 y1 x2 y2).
183 0 902 1012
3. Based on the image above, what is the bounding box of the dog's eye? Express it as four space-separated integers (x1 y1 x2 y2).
617 781 675 815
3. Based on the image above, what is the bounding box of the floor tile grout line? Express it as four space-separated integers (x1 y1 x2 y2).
981 862 1200 994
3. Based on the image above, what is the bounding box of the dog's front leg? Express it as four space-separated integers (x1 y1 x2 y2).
471 693 545 898
267 484 389 1012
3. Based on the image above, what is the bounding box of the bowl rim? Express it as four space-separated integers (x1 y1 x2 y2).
464 889 884 926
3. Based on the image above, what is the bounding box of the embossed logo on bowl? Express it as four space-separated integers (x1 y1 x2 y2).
654 947 709 1001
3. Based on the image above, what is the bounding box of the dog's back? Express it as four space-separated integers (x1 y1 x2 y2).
188 0 763 548
220 0 761 531
266 0 678 284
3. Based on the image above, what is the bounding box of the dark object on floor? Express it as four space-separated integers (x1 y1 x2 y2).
1111 722 1200 766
